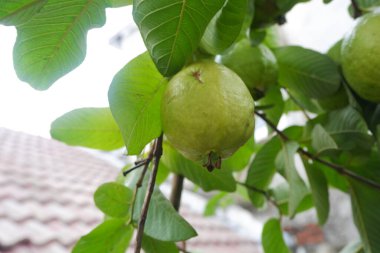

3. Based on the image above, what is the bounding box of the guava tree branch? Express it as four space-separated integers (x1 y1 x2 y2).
170 174 184 211
255 110 380 190
351 0 362 19
134 134 164 253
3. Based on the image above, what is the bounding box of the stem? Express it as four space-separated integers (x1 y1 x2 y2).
134 134 163 253
170 174 184 211
255 110 380 190
351 0 362 19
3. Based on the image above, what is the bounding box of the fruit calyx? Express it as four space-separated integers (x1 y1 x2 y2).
203 152 222 172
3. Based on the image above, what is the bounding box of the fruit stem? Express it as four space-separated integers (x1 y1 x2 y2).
351 0 362 19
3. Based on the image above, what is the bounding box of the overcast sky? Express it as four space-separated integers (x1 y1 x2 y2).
0 0 354 138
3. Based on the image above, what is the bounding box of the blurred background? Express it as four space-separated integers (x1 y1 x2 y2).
0 0 359 253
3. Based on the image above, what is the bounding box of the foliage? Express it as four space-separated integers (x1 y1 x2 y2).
3 0 380 252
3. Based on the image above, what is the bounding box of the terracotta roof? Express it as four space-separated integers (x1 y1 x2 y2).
0 128 260 253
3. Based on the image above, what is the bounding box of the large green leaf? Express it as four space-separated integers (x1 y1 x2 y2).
131 172 197 241
132 0 225 76
161 144 236 192
0 0 47 26
13 0 107 90
72 219 133 253
94 182 133 218
340 241 364 253
50 108 124 151
275 46 340 99
257 86 284 127
277 141 309 217
142 235 179 253
246 137 281 208
222 137 255 171
108 52 167 155
356 0 380 10
304 161 330 225
200 0 248 55
262 218 291 253
106 0 132 8
311 124 338 155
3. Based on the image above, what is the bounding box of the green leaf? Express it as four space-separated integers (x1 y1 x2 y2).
304 161 330 225
356 0 380 10
340 241 364 253
200 0 248 55
161 144 236 192
132 172 197 241
246 137 281 208
262 218 291 253
204 192 228 216
0 0 47 26
311 124 338 155
257 86 284 127
142 235 179 253
13 0 107 90
94 182 133 218
278 141 308 217
72 219 133 253
108 52 167 155
275 46 340 99
50 108 124 151
222 137 254 171
106 0 132 8
132 0 225 76
350 180 380 253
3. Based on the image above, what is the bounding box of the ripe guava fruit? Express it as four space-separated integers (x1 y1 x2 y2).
221 39 278 99
341 12 380 103
161 61 255 171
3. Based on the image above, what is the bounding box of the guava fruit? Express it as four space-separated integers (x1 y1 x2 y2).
341 12 380 103
162 61 255 171
221 39 278 99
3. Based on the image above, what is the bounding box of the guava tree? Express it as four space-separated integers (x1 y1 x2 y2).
1 0 380 253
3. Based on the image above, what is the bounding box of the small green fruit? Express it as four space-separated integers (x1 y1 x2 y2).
341 12 380 102
221 39 278 99
162 61 255 171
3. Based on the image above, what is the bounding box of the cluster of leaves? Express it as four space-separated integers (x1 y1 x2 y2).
2 0 380 253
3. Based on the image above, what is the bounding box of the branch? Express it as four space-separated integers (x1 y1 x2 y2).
134 134 163 253
351 0 362 19
170 174 184 211
255 110 380 191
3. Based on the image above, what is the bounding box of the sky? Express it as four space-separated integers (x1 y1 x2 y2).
0 0 354 138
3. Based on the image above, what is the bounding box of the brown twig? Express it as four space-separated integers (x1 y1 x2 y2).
134 134 163 253
255 110 380 190
170 174 184 211
351 0 362 19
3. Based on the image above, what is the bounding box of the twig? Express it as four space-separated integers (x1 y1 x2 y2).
134 134 163 253
351 0 362 19
177 246 192 253
237 181 281 214
170 174 184 211
255 110 380 190
123 159 149 176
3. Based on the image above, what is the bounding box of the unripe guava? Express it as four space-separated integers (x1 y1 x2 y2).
341 12 380 102
162 61 255 171
221 39 278 99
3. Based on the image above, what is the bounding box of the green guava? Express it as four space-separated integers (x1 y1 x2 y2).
341 12 380 103
161 61 255 171
221 39 278 99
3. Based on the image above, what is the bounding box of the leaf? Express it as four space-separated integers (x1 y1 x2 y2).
204 192 228 216
340 241 364 253
161 144 236 192
278 141 309 217
132 172 197 241
262 218 291 253
304 161 330 225
94 182 133 218
108 52 167 155
257 86 284 127
106 0 132 8
13 0 107 90
132 0 225 76
142 235 179 253
350 180 380 253
356 0 380 10
50 108 124 151
275 46 340 99
311 124 338 155
222 137 254 171
246 137 281 208
72 219 133 253
200 0 248 55
0 0 47 26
